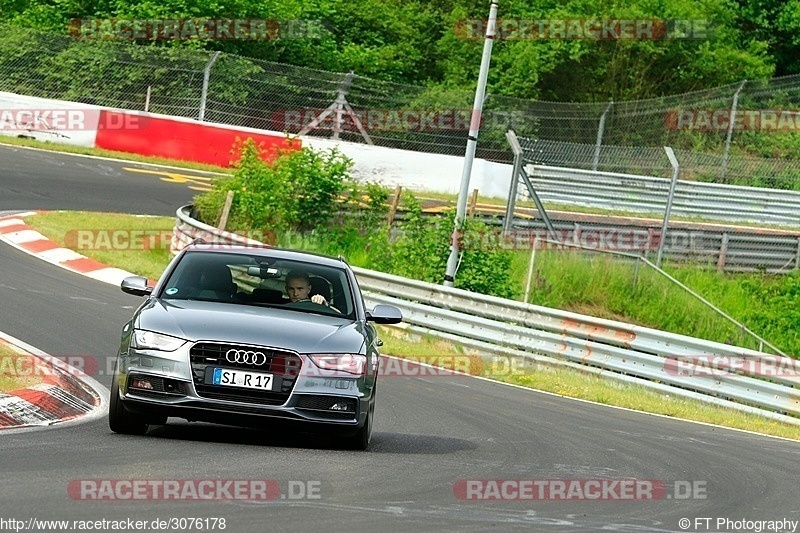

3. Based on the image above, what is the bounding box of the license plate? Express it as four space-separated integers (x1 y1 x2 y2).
206 367 276 391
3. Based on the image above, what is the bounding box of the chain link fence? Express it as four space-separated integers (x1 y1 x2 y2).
1 23 799 187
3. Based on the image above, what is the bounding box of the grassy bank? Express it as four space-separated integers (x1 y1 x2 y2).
510 250 799 356
0 343 42 392
15 210 800 440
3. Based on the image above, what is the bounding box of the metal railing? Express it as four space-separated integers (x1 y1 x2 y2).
524 165 800 227
519 238 786 355
168 206 800 423
170 193 798 409
503 162 800 274
504 213 800 274
354 267 800 424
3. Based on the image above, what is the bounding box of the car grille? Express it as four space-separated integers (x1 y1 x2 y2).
128 388 180 400
190 342 301 406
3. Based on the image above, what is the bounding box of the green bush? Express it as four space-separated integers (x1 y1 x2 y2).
377 194 516 299
194 138 353 238
304 180 392 266
194 142 519 300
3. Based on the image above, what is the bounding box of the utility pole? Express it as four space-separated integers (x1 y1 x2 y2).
443 0 498 287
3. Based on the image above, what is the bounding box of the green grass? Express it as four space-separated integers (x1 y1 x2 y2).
0 343 41 392
14 210 800 440
30 211 175 280
379 326 800 441
510 249 799 356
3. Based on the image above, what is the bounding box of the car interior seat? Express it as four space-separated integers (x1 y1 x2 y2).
309 276 332 303
194 263 236 301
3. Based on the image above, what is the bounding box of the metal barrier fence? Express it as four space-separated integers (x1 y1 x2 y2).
503 152 800 273
1 23 799 186
518 164 800 227
170 205 800 424
354 268 800 425
505 215 800 274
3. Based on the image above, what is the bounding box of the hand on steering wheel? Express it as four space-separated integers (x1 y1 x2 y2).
310 294 328 306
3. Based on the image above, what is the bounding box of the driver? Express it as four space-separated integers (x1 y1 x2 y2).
285 270 332 307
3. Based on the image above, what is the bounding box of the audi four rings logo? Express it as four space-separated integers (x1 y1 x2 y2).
225 349 268 366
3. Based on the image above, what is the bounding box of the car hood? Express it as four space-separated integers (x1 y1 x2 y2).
134 299 367 354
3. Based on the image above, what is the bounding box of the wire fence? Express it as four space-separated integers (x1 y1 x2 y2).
1 23 799 187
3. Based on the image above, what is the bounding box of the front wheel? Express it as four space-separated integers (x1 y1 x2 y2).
108 372 149 436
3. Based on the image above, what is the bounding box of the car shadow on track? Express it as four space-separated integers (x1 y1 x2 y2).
137 422 477 454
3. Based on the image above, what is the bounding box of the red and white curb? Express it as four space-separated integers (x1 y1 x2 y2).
0 212 136 286
0 331 105 429
0 212 117 429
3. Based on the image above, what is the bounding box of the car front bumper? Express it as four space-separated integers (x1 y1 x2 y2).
115 344 374 432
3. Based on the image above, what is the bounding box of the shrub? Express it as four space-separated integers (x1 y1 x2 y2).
194 142 516 300
193 138 353 237
378 194 517 299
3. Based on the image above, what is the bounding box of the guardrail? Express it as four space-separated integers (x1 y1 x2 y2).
505 215 800 274
171 205 800 424
354 267 800 424
527 165 800 227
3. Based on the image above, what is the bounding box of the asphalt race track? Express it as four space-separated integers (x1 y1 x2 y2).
0 144 798 532
0 144 204 215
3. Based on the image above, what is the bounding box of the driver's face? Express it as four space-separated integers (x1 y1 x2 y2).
286 278 311 302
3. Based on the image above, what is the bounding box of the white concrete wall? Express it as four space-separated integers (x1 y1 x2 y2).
304 136 513 199
0 92 100 147
0 91 515 199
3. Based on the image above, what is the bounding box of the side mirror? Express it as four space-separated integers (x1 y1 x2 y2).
366 304 403 324
121 276 153 297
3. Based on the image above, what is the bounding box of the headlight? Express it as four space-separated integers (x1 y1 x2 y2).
131 330 187 352
308 354 366 375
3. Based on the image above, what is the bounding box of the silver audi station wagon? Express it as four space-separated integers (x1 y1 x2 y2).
109 243 402 450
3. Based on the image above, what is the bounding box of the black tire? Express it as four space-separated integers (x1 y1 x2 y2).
341 394 374 451
108 373 149 436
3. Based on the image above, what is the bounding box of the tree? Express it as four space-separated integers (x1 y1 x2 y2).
733 0 800 76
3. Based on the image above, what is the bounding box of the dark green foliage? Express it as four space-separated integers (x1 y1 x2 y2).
376 194 516 299
194 138 352 236
193 143 516 299
0 0 784 99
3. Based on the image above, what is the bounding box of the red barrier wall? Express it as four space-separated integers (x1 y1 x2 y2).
95 110 299 166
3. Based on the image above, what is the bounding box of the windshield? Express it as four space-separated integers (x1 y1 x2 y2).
159 250 355 319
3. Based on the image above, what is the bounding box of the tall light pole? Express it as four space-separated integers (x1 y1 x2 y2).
443 0 499 287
